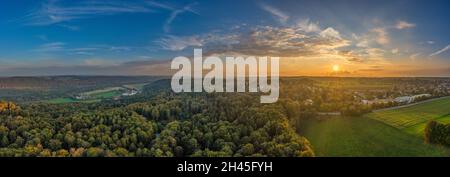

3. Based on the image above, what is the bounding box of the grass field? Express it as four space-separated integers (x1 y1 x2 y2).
123 83 148 90
44 87 123 104
367 97 450 136
45 98 78 104
83 87 124 95
89 90 122 99
300 117 448 157
45 98 100 104
43 83 149 104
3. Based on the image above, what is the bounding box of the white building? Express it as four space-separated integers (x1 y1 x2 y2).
394 96 413 104
394 94 431 104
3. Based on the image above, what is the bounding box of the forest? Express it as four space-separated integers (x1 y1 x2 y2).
0 79 314 157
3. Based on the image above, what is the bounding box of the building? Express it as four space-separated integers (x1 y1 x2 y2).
394 96 413 104
394 94 431 104
122 89 138 96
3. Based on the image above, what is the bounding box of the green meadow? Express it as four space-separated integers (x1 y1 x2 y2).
45 97 101 104
301 97 450 157
88 90 122 99
301 117 448 157
367 97 450 136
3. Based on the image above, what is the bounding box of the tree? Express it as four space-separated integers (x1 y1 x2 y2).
86 147 104 157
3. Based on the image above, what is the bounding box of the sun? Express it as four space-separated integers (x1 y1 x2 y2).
332 65 340 72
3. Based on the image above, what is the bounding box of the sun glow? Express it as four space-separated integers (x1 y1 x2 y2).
332 65 340 72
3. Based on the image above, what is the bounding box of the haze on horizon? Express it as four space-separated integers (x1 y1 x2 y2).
0 0 449 77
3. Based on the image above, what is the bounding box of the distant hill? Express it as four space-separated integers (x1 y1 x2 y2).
0 76 167 102
0 76 165 90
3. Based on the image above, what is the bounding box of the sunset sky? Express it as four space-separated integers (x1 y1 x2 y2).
0 0 449 76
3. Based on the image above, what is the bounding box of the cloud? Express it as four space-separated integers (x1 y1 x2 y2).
58 24 80 31
391 48 399 54
371 28 389 45
410 52 421 60
83 59 118 66
329 70 353 76
357 65 385 73
358 68 384 72
260 4 289 24
164 4 198 33
139 56 153 59
0 59 172 76
32 43 138 56
146 1 175 11
147 1 199 33
395 21 415 29
351 48 386 62
109 46 131 52
69 47 99 52
356 38 369 48
25 0 199 34
36 35 48 41
338 51 363 62
429 44 450 57
156 24 358 65
384 67 450 77
297 19 321 33
155 35 203 51
25 0 154 25
320 27 342 39
74 51 93 55
33 42 66 52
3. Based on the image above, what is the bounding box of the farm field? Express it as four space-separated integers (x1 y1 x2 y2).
300 116 448 157
367 97 450 136
124 83 148 90
43 87 124 104
82 87 124 96
45 97 100 104
45 98 78 104
404 114 450 136
88 90 122 99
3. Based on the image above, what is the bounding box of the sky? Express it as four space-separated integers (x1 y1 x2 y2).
0 0 449 77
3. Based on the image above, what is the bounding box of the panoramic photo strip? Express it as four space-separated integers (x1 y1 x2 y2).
0 0 449 176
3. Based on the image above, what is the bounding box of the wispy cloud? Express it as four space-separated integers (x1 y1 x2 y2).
0 59 172 76
260 4 289 24
371 28 389 45
23 0 199 34
25 0 153 26
147 1 199 33
73 51 94 55
33 42 66 52
429 44 450 57
68 47 98 55
391 48 399 54
83 59 118 66
395 20 415 29
36 35 49 41
410 52 421 60
58 24 80 31
155 35 203 51
32 42 138 56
